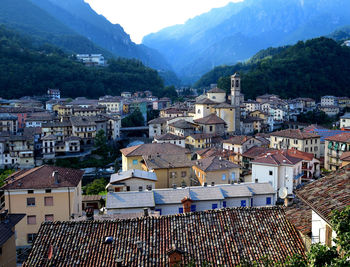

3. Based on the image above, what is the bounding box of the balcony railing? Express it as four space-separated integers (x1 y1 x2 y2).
294 172 304 180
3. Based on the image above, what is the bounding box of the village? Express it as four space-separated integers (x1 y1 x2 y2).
0 72 350 265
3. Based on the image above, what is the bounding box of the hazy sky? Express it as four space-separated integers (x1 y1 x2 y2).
85 0 243 44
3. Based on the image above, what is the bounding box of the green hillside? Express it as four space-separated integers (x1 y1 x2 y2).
195 37 350 100
0 26 164 99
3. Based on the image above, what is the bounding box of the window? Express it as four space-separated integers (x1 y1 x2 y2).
314 146 318 152
126 186 130 191
240 200 246 207
178 207 183 214
45 214 54 222
171 172 177 178
209 126 213 132
190 205 196 212
305 147 309 152
27 198 35 206
181 171 186 177
269 171 273 176
197 109 200 114
27 233 37 244
266 197 272 205
44 197 53 206
222 174 226 181
132 159 138 165
27 215 36 225
45 189 51 193
223 201 227 208
28 190 34 194
155 208 162 215
231 173 236 181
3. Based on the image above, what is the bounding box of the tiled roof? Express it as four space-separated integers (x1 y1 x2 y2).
142 154 193 170
271 129 319 139
285 198 312 236
253 150 302 166
325 132 350 142
2 165 84 190
223 135 252 145
207 87 226 94
340 151 350 161
296 167 350 224
120 143 190 157
303 128 345 142
187 133 215 140
194 114 226 125
194 156 241 172
0 213 26 246
214 103 233 109
168 119 197 129
195 98 217 105
242 146 275 159
285 149 315 161
154 133 185 141
196 148 236 159
24 207 305 266
107 191 155 209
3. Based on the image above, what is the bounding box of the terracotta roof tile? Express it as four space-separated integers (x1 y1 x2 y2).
24 207 305 266
271 129 319 139
120 143 190 157
325 132 350 142
2 165 84 190
194 156 241 172
253 150 302 166
285 198 312 236
194 114 226 125
296 167 350 223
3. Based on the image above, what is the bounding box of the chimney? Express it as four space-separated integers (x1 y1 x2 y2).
52 171 59 184
143 208 149 217
138 186 143 192
181 197 193 213
167 245 184 267
86 207 94 221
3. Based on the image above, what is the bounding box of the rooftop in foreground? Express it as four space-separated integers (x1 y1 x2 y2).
24 207 305 267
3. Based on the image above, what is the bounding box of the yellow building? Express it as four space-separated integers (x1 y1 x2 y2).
186 133 213 149
192 156 241 185
120 143 191 171
0 212 25 267
141 154 196 188
1 165 83 247
269 129 321 158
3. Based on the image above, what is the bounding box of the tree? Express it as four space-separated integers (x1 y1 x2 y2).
122 108 145 127
0 169 15 187
94 129 108 157
83 178 108 195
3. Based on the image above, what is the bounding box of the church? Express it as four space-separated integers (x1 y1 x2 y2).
194 72 243 134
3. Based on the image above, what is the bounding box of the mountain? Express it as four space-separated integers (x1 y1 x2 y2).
29 0 173 72
143 0 350 84
0 0 112 56
0 25 165 99
195 37 350 101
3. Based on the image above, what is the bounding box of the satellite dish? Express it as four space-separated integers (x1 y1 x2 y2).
278 187 288 199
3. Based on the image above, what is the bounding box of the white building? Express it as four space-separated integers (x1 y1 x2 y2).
153 132 185 147
252 150 303 197
340 113 350 129
106 183 275 215
321 95 338 107
76 54 105 66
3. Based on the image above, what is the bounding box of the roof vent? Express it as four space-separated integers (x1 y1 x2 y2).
103 236 113 244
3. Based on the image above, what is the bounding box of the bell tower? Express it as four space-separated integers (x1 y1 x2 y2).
231 72 241 133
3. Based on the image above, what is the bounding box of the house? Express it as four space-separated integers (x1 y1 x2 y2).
256 94 280 103
168 119 198 137
76 54 105 66
153 97 171 110
70 116 108 145
185 133 214 149
0 113 18 134
285 149 320 180
0 211 25 267
244 100 261 112
340 112 350 129
106 169 157 192
321 95 338 107
98 96 122 113
154 133 185 148
148 117 170 138
0 165 84 247
141 154 195 188
120 143 191 171
295 167 350 246
241 146 275 174
319 105 340 117
252 150 303 197
270 129 321 158
81 195 103 211
192 156 241 185
160 107 187 118
24 206 305 266
47 89 61 99
107 183 275 216
324 132 350 170
25 113 56 128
